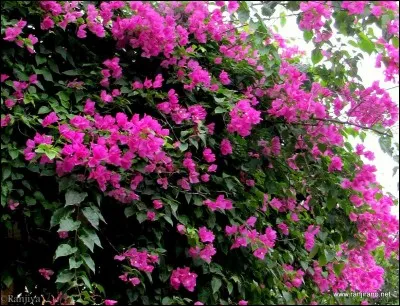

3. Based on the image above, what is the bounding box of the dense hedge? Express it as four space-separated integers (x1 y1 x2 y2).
1 1 399 305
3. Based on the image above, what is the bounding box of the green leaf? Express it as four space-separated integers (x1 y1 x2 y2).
214 106 227 114
326 196 336 211
333 262 345 276
162 297 173 305
36 68 53 82
56 271 74 283
237 2 249 23
55 244 78 259
48 60 60 74
82 207 100 229
211 277 222 294
50 207 72 228
379 136 392 155
65 190 88 206
308 245 319 259
282 291 293 304
280 12 286 27
38 106 51 114
2 166 11 181
318 249 328 266
303 31 313 43
80 234 95 252
55 46 67 60
311 49 323 65
179 143 189 152
62 69 81 76
137 212 147 224
358 33 375 54
69 257 83 269
58 217 81 232
35 54 47 66
82 254 95 273
324 249 336 262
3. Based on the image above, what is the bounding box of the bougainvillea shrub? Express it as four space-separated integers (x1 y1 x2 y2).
1 1 399 305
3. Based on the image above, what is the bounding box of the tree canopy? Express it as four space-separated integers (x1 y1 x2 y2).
1 1 399 305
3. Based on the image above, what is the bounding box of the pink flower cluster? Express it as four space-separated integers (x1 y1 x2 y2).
268 62 330 123
344 81 398 127
258 136 281 156
170 267 198 292
299 2 332 31
220 138 233 155
341 1 368 15
3 19 38 53
227 99 262 137
203 195 233 211
189 227 216 263
226 218 277 260
282 264 305 289
157 89 207 125
39 268 54 280
25 112 173 203
304 225 320 251
114 248 159 273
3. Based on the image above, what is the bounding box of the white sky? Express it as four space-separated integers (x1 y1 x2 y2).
260 4 399 215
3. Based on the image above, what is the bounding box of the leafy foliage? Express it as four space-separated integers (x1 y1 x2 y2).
1 1 399 305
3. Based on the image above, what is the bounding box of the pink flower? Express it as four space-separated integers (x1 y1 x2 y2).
147 211 156 221
278 223 289 235
206 123 215 135
84 99 96 115
203 148 216 163
104 300 118 305
246 179 255 187
194 302 204 305
5 99 15 109
199 244 217 263
328 156 343 172
227 100 261 137
238 300 248 305
220 138 233 155
153 200 163 210
170 267 197 292
246 216 257 227
1 114 11 127
132 81 143 90
29 74 38 84
349 212 358 222
177 224 186 234
1 74 9 82
227 1 240 13
8 200 19 210
58 231 69 239
219 70 231 85
42 112 59 127
41 16 55 30
100 90 113 103
144 78 153 89
214 57 222 64
208 164 217 172
291 213 299 222
201 174 210 182
153 74 163 88
130 277 140 286
77 25 87 39
253 247 267 259
198 227 215 243
225 225 238 236
39 268 54 280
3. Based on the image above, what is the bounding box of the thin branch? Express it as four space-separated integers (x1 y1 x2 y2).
311 117 393 137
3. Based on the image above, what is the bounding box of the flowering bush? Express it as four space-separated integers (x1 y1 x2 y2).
1 1 399 305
